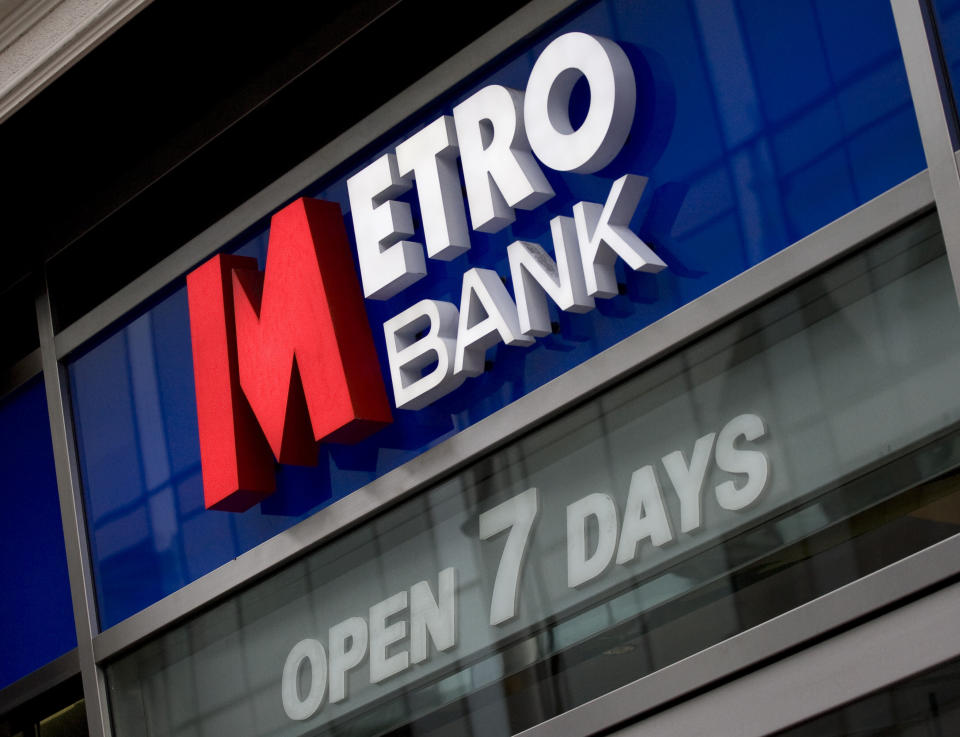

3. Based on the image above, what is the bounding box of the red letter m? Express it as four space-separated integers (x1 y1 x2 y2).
187 197 392 512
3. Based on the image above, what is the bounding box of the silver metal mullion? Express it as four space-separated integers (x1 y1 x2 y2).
36 280 113 737
893 0 960 299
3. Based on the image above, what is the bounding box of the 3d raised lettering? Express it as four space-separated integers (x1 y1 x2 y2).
524 32 636 173
383 299 464 410
453 84 554 233
395 116 471 261
187 198 392 512
508 215 594 338
348 153 426 300
189 31 675 512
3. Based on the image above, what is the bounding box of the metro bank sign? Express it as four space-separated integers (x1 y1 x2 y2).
187 32 669 513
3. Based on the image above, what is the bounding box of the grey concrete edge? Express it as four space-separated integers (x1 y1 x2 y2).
0 648 80 717
517 531 960 737
52 0 579 360
0 0 59 55
0 0 154 125
90 168 935 665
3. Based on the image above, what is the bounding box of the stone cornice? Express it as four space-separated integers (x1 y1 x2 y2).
0 0 152 125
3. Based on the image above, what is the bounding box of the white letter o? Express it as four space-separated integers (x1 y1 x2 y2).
281 639 328 721
524 32 636 173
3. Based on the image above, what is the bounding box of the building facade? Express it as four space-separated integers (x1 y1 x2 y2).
3 0 960 735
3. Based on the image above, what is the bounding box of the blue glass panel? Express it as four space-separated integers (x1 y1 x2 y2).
0 378 76 689
933 0 960 124
70 0 925 628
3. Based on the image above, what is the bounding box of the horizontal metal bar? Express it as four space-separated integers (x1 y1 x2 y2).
0 649 80 716
52 0 579 360
0 347 42 400
91 168 935 664
518 529 960 737
608 564 960 737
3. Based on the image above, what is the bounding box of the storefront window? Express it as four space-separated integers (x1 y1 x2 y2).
68 0 926 631
107 213 960 737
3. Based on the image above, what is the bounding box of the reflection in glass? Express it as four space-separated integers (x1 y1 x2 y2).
109 214 960 737
68 0 926 629
932 0 960 135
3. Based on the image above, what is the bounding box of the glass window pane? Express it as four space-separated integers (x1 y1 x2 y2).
107 213 960 737
0 378 76 690
932 0 960 132
71 0 926 630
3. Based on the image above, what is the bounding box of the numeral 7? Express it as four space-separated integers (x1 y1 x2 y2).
479 488 539 626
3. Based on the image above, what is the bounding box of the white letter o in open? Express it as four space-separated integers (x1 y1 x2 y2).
281 638 328 721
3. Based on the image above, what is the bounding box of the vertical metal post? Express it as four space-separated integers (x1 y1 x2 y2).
36 281 112 737
893 0 960 299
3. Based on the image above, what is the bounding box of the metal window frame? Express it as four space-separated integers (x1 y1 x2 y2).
598 573 960 737
522 2 960 735
88 167 936 665
4 0 960 736
36 282 114 737
516 533 960 737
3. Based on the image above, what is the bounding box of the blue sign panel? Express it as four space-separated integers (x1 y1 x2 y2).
69 0 925 628
0 378 76 689
932 0 960 120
